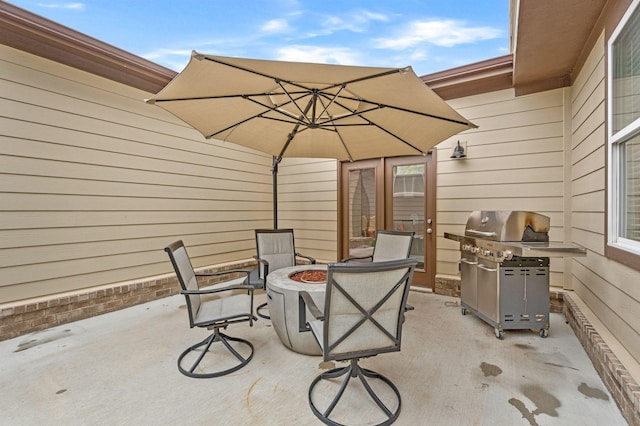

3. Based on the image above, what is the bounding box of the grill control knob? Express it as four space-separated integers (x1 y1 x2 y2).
502 250 513 260
471 246 480 254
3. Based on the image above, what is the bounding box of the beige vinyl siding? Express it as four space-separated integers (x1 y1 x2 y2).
570 32 640 365
436 88 568 286
0 45 274 304
277 158 338 262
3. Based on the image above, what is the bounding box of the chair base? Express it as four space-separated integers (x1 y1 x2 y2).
178 329 254 378
308 359 401 426
256 301 270 319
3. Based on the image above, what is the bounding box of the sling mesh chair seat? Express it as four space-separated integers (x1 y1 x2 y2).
245 229 315 319
343 230 416 312
165 240 256 378
299 258 418 426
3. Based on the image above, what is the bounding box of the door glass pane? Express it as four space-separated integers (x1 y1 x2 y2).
348 168 376 258
392 164 425 269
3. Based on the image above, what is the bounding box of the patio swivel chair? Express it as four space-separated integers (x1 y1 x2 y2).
245 229 316 319
343 230 416 312
299 258 418 426
342 230 415 263
164 240 256 378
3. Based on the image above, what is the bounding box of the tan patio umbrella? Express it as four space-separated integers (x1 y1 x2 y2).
146 51 476 227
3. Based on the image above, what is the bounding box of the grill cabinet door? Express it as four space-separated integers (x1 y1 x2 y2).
477 260 499 322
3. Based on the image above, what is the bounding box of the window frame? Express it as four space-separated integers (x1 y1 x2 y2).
607 0 640 266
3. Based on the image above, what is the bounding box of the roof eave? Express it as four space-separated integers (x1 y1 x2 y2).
421 54 513 100
0 2 175 93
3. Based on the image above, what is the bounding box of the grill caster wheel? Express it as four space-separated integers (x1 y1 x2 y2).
539 328 549 338
461 307 467 315
495 328 504 339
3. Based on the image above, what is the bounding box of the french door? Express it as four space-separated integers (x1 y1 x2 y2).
338 153 436 289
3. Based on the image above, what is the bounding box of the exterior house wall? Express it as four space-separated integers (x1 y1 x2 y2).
570 31 640 368
0 44 278 304
435 87 569 287
277 158 338 262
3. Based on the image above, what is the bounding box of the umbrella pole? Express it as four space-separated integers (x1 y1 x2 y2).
271 156 282 229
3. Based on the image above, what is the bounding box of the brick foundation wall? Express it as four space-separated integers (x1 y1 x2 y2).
0 260 257 342
564 293 640 426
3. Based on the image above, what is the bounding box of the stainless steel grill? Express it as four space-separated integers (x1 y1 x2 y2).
445 210 586 339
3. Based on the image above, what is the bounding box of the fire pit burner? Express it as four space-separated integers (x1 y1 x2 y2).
289 270 327 284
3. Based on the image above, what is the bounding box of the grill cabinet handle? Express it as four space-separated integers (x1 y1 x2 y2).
466 229 497 238
477 263 497 272
460 258 477 265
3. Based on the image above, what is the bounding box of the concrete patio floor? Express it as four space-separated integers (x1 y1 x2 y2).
0 289 628 425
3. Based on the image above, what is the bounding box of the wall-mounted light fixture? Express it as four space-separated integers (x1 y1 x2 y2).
450 140 467 159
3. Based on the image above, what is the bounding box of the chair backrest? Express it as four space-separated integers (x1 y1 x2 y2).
322 258 417 362
371 230 415 262
164 240 200 326
255 229 297 279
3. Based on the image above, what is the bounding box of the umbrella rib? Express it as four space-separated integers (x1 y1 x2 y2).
207 94 314 138
312 67 409 93
332 125 354 162
276 80 310 122
363 119 426 154
316 85 344 123
199 55 332 96
315 92 473 127
199 55 417 100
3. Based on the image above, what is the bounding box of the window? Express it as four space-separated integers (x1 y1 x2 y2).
608 0 640 256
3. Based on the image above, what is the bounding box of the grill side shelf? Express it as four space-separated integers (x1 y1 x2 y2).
508 242 587 258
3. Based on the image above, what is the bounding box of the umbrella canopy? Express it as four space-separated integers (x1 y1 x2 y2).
146 52 476 228
146 51 476 162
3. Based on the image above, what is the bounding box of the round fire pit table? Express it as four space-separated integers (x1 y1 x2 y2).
266 264 327 355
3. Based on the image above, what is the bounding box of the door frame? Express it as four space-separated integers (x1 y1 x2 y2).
337 152 437 290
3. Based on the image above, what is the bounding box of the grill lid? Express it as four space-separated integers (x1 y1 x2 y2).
464 210 550 242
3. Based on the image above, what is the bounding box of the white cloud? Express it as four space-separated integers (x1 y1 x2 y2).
275 45 361 65
261 19 291 34
306 10 391 37
37 2 85 10
375 19 501 49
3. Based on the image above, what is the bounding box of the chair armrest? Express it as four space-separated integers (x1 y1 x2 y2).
253 256 269 266
253 257 270 278
195 269 252 279
298 290 324 332
295 252 316 264
298 291 324 333
341 255 373 262
181 284 255 296
190 269 254 294
301 291 323 319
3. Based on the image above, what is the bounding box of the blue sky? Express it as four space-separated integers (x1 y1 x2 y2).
7 0 510 76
